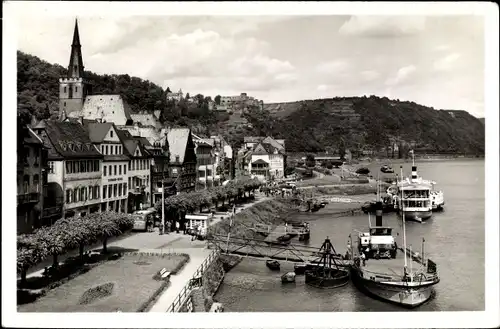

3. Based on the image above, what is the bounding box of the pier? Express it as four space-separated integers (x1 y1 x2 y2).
206 234 351 267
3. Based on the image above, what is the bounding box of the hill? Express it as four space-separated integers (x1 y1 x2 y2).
17 51 484 155
256 97 485 155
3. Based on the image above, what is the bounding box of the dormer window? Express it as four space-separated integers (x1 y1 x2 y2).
175 155 180 162
110 131 113 138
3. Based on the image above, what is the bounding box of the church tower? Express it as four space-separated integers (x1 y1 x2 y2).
59 19 90 120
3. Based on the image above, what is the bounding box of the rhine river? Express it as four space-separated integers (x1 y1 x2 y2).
214 159 485 312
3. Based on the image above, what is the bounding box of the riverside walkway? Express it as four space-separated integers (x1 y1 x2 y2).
21 192 272 312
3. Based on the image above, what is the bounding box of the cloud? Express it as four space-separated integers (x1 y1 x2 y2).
316 60 350 74
433 53 461 71
385 65 417 86
360 70 380 81
339 16 426 37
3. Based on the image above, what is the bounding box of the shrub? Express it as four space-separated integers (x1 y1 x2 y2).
78 282 115 305
356 167 370 175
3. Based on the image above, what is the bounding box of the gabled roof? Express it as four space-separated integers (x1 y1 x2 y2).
73 94 133 125
253 142 284 155
37 120 102 159
87 122 113 143
263 136 285 151
167 128 191 163
115 129 151 158
252 159 269 165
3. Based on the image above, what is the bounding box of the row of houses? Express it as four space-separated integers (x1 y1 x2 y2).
16 19 233 234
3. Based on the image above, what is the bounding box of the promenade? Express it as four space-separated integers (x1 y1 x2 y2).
22 192 271 312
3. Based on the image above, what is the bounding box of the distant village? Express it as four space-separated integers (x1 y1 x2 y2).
17 21 285 234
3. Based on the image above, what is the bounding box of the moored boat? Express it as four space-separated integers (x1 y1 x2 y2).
350 184 440 308
266 260 281 271
281 271 296 283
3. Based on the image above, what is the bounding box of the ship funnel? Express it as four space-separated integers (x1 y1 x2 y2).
411 165 418 180
375 201 383 226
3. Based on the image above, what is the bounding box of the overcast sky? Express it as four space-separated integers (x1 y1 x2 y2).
15 14 485 117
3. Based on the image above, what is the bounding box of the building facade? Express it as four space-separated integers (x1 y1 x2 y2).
167 128 197 193
17 124 48 233
193 136 216 189
33 120 103 219
116 129 154 212
86 122 129 213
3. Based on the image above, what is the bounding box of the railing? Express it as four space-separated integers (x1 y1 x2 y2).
166 250 220 312
17 192 40 205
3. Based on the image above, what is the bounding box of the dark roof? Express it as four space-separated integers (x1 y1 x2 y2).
87 122 113 143
252 159 269 165
115 129 151 158
104 154 129 161
41 120 102 159
24 127 44 146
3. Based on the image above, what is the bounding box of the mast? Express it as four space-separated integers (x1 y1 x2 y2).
409 245 413 281
400 166 408 271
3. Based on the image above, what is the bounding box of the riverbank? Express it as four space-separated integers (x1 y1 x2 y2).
208 198 299 239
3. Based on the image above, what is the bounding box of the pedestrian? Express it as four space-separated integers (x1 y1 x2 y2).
360 252 366 266
176 221 180 233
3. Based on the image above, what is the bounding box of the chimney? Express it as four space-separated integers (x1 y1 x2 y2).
375 201 383 227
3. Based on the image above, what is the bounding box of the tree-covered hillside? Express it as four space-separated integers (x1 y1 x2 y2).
247 96 485 155
17 51 484 155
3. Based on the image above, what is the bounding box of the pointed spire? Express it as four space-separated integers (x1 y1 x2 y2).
72 18 81 46
67 18 84 78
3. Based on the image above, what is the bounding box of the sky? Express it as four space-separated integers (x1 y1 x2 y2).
14 13 485 117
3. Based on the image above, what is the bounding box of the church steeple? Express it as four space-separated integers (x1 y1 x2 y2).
68 18 84 78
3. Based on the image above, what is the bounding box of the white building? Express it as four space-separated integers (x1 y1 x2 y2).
33 120 103 218
244 136 286 181
87 122 129 213
69 94 134 126
166 89 184 102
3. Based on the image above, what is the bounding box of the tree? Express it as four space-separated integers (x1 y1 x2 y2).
166 87 171 93
214 95 221 105
305 154 316 168
185 93 190 100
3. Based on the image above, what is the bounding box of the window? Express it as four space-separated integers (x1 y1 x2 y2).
113 184 117 197
66 189 71 203
105 145 108 155
128 162 131 171
82 161 86 172
66 161 71 174
124 165 126 175
89 186 93 200
73 189 78 202
23 175 30 193
103 165 107 176
119 165 122 175
87 160 92 171
115 145 118 154
75 86 78 93
64 102 66 106
72 161 77 173
80 161 84 172
110 130 113 138
108 185 112 198
123 183 127 192
110 146 114 155
114 165 117 176
103 185 107 199
63 86 67 93
95 186 100 199
33 175 40 192
128 177 131 188
118 184 122 196
80 187 85 201
48 161 55 174
132 160 135 171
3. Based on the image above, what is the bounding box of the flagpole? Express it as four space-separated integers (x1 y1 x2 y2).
400 166 408 272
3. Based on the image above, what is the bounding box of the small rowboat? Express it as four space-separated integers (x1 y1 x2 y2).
266 260 280 271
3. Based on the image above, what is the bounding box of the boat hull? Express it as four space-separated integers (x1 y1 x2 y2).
351 268 436 308
399 210 432 222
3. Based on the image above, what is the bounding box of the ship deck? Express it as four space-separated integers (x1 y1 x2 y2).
361 257 425 278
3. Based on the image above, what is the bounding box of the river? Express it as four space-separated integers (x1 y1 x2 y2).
214 159 485 311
